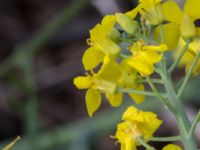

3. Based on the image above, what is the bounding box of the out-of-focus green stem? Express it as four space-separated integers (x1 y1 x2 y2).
178 52 200 98
137 137 156 150
168 39 191 74
137 78 163 84
146 77 174 113
0 0 89 149
149 135 180 142
189 111 200 136
117 88 156 97
160 62 198 150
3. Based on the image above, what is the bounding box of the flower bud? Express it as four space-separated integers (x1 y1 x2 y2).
115 13 138 35
108 28 120 43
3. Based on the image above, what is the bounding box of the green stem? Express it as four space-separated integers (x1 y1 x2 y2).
178 52 200 98
137 137 156 150
117 88 156 97
149 135 181 142
137 78 163 84
146 77 174 112
160 66 198 150
119 37 134 43
118 53 131 59
189 111 200 136
168 39 191 74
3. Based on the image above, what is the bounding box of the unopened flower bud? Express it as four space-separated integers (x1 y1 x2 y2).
115 13 138 35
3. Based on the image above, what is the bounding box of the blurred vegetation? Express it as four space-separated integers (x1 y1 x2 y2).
0 0 199 150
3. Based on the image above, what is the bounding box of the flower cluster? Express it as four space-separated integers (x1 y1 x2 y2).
74 0 200 149
114 106 162 150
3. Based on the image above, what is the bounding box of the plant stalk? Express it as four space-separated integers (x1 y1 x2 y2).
160 69 198 150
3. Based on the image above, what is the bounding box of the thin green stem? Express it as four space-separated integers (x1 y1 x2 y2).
159 24 164 43
159 62 198 150
117 88 156 97
146 77 174 112
168 39 191 74
137 137 156 150
118 53 131 59
137 78 163 84
178 52 200 98
189 111 200 136
149 135 181 142
119 37 134 43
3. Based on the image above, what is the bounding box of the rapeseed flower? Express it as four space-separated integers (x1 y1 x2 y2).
74 56 121 116
118 60 145 104
82 15 121 71
127 40 168 76
159 0 200 48
162 144 182 150
126 0 164 25
114 106 162 150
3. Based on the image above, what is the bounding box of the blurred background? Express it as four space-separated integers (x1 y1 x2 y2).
0 0 199 149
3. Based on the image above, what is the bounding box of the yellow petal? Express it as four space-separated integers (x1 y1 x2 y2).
162 0 183 24
139 4 164 25
73 76 92 89
154 23 180 50
141 50 162 64
106 92 123 107
143 44 168 52
184 0 200 21
125 5 141 19
82 46 104 70
128 56 154 76
128 84 145 104
96 55 121 82
85 88 101 117
122 106 162 139
139 0 161 9
101 15 116 32
100 38 121 55
180 15 196 39
162 144 182 150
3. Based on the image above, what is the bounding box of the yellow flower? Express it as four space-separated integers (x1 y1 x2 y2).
82 15 121 71
118 60 145 104
105 60 145 106
74 56 121 116
175 38 200 76
126 0 164 25
160 0 200 44
127 40 168 76
162 144 182 150
114 106 162 150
